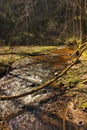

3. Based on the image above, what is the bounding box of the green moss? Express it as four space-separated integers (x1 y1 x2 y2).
65 71 80 86
81 102 87 112
65 37 75 44
57 80 63 86
82 51 87 59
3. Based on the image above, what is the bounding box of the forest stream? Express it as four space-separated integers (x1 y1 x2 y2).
0 46 87 130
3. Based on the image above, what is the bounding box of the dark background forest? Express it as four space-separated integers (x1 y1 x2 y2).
0 0 87 46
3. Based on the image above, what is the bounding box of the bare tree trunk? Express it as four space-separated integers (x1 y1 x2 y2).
72 3 76 38
25 1 29 32
79 0 85 46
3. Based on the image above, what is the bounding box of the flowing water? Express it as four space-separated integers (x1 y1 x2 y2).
0 46 87 130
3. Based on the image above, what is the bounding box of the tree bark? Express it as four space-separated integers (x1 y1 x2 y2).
79 0 86 45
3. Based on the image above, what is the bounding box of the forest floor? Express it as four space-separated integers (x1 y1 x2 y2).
0 45 87 130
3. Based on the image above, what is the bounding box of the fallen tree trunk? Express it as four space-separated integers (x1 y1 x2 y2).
0 44 87 100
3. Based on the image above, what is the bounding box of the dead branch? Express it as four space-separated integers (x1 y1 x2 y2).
0 52 43 56
0 44 87 100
